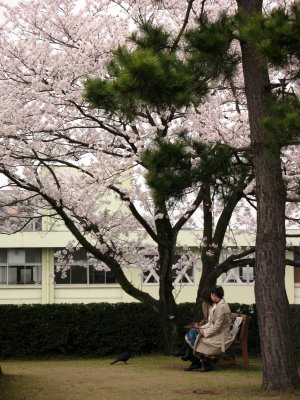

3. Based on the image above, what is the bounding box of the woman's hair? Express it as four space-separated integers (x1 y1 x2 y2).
200 287 213 305
211 285 224 299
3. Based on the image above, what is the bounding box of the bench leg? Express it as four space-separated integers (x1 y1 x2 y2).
241 341 249 368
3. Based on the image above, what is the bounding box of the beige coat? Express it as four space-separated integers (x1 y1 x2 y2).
194 298 234 356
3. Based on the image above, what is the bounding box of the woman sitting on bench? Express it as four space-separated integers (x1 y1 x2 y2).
193 285 235 372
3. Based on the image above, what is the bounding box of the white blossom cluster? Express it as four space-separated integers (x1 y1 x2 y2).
0 0 298 279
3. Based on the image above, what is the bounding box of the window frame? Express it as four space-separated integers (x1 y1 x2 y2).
0 248 42 286
54 248 117 285
142 254 195 286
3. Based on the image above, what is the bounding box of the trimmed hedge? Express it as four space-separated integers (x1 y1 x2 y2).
0 302 299 358
0 303 161 358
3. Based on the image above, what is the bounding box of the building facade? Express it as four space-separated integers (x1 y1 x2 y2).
0 220 299 305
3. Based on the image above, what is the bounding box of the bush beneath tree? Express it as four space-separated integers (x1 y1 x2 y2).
0 302 299 358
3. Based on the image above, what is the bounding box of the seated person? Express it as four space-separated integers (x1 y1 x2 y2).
172 287 212 360
193 285 235 372
184 287 213 350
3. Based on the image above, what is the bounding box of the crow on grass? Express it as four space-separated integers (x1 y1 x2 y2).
110 350 133 365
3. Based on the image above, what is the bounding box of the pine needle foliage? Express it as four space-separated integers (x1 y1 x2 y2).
141 140 194 202
84 22 208 121
236 1 300 150
141 137 235 202
263 96 300 147
129 21 172 52
237 3 300 76
185 12 240 81
84 19 247 203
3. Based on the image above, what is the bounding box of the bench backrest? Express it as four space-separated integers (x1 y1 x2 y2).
230 313 250 341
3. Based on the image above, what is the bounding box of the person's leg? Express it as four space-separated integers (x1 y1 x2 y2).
183 354 202 371
181 345 193 361
171 340 189 357
199 357 213 372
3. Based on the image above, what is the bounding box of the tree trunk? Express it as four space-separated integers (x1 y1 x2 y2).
195 179 247 320
157 243 179 353
237 0 299 390
194 187 216 319
158 298 178 353
156 202 179 353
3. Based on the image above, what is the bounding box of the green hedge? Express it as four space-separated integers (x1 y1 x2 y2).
0 303 299 358
0 303 161 358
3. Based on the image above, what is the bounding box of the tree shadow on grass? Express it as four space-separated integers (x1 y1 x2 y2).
0 373 43 400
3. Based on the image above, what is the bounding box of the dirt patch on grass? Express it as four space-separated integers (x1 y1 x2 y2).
175 388 218 395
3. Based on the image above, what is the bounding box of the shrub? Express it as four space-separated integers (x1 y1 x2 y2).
0 302 299 358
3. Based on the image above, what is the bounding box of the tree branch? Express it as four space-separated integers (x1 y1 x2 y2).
171 0 196 51
109 185 158 243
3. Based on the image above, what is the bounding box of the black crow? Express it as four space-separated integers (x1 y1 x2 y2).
110 350 133 365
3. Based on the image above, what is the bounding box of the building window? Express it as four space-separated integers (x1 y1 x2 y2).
0 205 42 232
219 265 254 285
218 248 255 286
54 248 117 285
294 248 300 283
143 255 194 286
0 248 42 285
143 268 159 285
172 262 194 284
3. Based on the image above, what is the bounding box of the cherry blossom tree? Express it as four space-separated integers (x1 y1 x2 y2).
0 1 299 389
0 0 258 352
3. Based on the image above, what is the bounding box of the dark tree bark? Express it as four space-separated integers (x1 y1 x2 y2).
155 200 178 354
156 209 179 353
237 0 299 391
195 171 250 319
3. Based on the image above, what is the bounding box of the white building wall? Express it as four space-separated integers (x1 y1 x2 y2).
0 229 298 305
0 287 42 304
294 285 300 304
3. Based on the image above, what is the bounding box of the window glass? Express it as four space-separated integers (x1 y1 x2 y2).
8 266 21 284
143 270 158 284
73 248 88 262
70 265 87 284
294 249 300 283
0 266 7 284
105 269 117 284
25 249 42 263
55 268 70 284
219 249 255 285
173 264 194 283
8 249 25 265
0 249 7 263
220 265 254 285
32 217 42 231
143 254 194 285
89 267 105 284
22 267 33 284
31 265 42 284
54 248 116 285
0 248 42 285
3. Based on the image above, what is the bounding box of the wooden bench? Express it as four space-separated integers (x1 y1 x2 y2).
229 313 250 367
216 313 250 368
206 313 250 368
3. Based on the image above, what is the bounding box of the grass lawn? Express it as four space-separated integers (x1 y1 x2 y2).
0 356 299 400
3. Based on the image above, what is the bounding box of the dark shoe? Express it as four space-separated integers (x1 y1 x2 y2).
199 360 213 372
181 347 194 362
171 350 185 357
184 362 201 371
181 354 191 361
